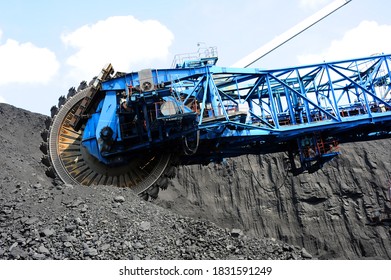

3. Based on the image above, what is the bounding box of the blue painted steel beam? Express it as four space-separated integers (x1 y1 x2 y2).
84 53 391 165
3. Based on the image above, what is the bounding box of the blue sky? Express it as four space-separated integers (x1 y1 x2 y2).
0 0 390 115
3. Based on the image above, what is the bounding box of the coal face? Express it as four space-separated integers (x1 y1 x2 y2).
156 141 391 259
1 102 390 260
0 103 308 260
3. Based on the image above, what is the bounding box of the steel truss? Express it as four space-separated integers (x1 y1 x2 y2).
96 54 391 170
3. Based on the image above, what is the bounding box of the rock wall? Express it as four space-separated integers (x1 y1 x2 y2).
156 139 391 259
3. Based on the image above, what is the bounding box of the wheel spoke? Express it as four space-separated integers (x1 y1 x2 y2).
48 87 171 193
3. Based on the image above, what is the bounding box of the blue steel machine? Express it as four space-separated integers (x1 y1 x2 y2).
45 50 391 198
43 0 391 198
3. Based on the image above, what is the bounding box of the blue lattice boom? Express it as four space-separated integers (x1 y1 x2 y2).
79 53 391 172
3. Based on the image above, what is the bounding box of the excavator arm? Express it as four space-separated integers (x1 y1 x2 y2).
45 53 391 195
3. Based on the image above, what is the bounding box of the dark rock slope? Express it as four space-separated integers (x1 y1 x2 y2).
0 103 307 260
156 139 391 259
1 102 390 259
0 104 47 184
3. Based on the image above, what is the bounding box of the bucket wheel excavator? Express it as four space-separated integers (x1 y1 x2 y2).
40 0 391 198
47 76 172 195
41 66 174 198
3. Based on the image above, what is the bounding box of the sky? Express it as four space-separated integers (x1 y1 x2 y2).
0 0 390 115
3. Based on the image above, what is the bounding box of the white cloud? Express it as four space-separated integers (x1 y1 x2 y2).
0 30 60 85
299 0 329 10
0 95 6 103
61 16 174 78
298 21 391 64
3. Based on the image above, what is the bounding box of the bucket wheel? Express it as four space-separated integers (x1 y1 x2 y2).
47 87 171 195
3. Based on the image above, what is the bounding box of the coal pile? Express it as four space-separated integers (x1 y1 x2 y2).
0 181 310 260
0 103 309 260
